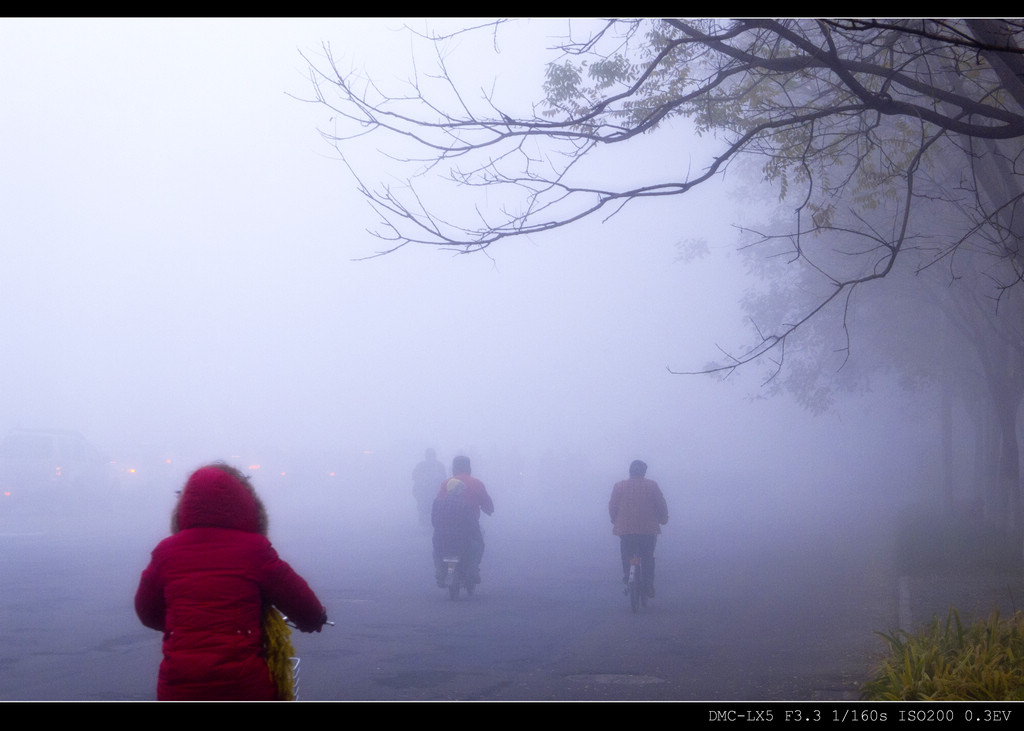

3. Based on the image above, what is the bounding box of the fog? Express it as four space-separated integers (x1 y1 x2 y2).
0 19 945 700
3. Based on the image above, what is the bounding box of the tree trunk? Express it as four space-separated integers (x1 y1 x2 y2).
994 393 1023 532
967 20 1024 114
941 368 955 511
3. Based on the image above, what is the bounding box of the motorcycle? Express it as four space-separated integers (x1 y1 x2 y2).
442 555 473 600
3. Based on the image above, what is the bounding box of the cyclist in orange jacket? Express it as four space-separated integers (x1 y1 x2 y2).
609 459 668 598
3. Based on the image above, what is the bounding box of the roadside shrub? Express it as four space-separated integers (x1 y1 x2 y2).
862 610 1024 700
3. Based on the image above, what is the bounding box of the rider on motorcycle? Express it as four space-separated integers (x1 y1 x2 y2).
431 478 478 587
432 455 493 588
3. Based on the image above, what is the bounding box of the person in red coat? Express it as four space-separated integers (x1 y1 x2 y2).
434 455 493 586
135 463 327 700
609 459 669 598
430 478 479 587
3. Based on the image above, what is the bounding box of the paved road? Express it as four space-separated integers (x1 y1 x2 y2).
0 491 900 702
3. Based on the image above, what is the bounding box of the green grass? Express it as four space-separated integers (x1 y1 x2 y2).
862 609 1024 700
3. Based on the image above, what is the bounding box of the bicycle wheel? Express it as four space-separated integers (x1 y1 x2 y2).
628 563 641 613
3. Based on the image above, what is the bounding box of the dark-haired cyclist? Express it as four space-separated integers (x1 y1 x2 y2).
609 460 668 598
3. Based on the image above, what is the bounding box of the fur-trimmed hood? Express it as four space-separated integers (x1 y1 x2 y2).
171 464 268 535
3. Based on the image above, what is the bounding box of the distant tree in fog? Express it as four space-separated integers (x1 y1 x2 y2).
726 98 1024 529
738 193 1024 530
304 19 1024 527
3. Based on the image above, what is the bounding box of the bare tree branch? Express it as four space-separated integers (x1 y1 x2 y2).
303 18 1024 377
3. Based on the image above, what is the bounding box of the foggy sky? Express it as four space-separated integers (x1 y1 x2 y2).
0 18 939 510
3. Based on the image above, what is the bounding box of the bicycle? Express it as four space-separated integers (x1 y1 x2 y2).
626 554 647 613
280 615 334 699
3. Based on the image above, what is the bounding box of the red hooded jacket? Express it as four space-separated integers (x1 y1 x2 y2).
435 473 493 519
134 465 326 700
